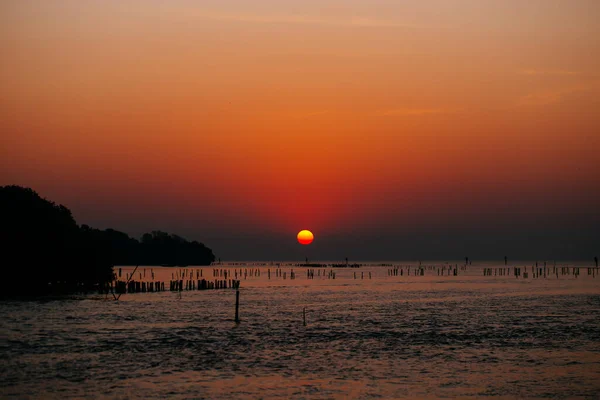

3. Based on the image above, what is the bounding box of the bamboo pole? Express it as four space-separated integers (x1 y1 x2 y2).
235 289 240 323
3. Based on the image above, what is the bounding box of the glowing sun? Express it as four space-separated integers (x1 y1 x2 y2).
297 230 314 245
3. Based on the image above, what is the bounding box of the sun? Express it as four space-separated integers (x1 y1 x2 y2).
297 230 314 245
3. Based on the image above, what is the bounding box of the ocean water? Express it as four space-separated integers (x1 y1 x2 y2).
1 262 599 399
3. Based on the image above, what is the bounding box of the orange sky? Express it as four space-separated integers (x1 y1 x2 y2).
1 0 599 259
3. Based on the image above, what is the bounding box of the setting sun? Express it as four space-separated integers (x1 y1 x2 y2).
297 230 314 245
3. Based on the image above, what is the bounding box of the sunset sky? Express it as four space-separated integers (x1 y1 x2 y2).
1 0 599 260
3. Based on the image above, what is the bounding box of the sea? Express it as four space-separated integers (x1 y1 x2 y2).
1 261 599 399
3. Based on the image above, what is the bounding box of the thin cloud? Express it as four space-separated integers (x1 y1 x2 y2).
374 108 455 117
288 110 330 119
516 85 590 107
519 69 581 76
197 12 419 29
516 92 562 107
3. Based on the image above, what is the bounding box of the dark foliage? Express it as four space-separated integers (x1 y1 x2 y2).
80 227 215 266
0 185 113 296
139 231 214 266
0 186 215 297
79 226 141 266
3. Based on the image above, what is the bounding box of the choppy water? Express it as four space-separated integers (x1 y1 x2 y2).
1 262 600 399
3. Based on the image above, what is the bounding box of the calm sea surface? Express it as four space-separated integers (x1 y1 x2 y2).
1 262 599 399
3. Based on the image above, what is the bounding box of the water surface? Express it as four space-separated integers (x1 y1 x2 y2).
1 262 599 398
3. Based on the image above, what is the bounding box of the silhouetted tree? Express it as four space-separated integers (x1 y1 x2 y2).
0 186 215 297
76 228 214 266
79 226 140 265
0 185 113 296
138 230 214 266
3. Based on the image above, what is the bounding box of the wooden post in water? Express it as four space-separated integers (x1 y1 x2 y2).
234 289 240 323
303 307 306 326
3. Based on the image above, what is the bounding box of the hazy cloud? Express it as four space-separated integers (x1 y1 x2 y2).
197 12 418 28
288 110 330 119
516 85 590 107
374 108 455 117
519 69 581 76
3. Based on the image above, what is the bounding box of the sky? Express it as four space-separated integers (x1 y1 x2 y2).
1 0 599 261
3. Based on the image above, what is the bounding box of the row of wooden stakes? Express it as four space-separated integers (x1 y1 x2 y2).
106 279 242 294
388 267 459 276
307 269 337 279
169 279 241 291
209 268 301 280
112 280 165 294
482 266 597 278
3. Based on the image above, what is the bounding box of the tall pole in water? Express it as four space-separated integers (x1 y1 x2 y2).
235 289 240 323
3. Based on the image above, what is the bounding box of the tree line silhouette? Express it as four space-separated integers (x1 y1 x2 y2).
79 226 215 266
0 185 215 297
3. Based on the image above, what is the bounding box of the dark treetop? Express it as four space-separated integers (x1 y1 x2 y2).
0 185 215 296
